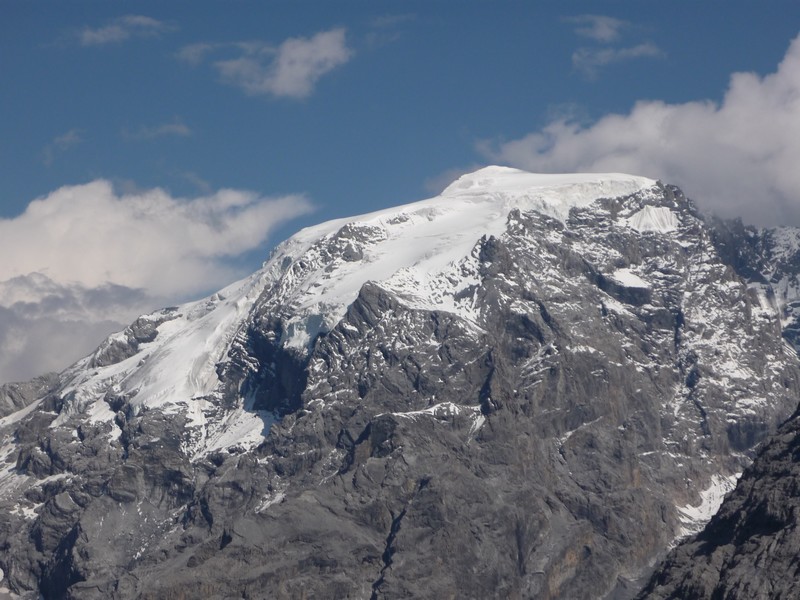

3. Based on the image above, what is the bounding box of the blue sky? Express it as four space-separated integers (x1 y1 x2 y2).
2 1 800 382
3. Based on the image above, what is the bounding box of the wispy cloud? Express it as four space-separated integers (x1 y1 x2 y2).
179 28 353 99
175 42 218 66
564 14 663 79
564 15 629 43
478 34 800 227
42 129 82 166
572 43 665 78
0 181 314 383
178 171 213 194
122 118 192 140
366 13 416 48
79 14 174 46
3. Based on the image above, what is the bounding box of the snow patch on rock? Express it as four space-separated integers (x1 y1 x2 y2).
610 268 650 289
677 473 740 538
625 205 679 233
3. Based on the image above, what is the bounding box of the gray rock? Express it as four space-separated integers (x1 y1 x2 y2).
0 178 799 599
0 373 59 418
639 406 800 599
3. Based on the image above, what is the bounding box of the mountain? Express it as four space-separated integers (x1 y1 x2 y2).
638 403 800 599
1 166 799 599
637 220 800 599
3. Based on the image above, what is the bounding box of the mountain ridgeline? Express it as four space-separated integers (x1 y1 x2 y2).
1 167 800 599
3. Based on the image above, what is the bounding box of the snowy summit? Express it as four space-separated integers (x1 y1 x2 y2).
3 164 800 600
36 166 660 455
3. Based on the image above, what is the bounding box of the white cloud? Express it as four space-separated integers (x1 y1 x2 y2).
572 43 665 78
479 34 800 227
0 181 312 298
565 15 629 43
42 129 82 166
206 28 352 98
0 181 313 383
123 118 192 140
80 14 173 46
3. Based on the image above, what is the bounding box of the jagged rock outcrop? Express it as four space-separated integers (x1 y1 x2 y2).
639 405 800 599
0 167 799 599
0 374 59 419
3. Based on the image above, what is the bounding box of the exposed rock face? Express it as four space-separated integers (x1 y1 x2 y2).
639 406 800 599
0 167 798 599
0 374 59 418
635 220 800 600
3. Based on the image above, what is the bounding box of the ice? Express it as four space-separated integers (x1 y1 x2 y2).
203 408 276 455
625 205 679 233
46 265 275 456
278 167 657 346
443 167 656 223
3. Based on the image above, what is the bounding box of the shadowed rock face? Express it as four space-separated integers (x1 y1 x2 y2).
639 406 800 600
1 177 800 600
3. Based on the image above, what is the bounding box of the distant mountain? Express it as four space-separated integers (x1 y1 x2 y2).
1 167 799 599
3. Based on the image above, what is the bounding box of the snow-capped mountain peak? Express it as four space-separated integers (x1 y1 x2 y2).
42 167 663 458
4 166 799 600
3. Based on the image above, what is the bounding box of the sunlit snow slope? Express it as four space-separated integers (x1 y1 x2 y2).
45 166 658 456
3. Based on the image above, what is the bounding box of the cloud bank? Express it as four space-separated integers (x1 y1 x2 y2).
179 28 353 99
0 275 151 383
481 34 800 226
0 182 312 383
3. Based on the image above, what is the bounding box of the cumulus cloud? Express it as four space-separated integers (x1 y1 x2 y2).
0 182 312 383
565 15 629 43
180 28 353 99
42 129 83 166
479 34 800 227
572 43 664 78
0 181 312 297
79 15 174 46
123 118 192 140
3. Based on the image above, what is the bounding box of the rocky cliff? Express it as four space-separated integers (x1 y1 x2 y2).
639 403 800 599
1 167 798 599
636 219 800 599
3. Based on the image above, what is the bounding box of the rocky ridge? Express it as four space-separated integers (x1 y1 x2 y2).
639 403 800 599
0 167 799 599
635 219 800 599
